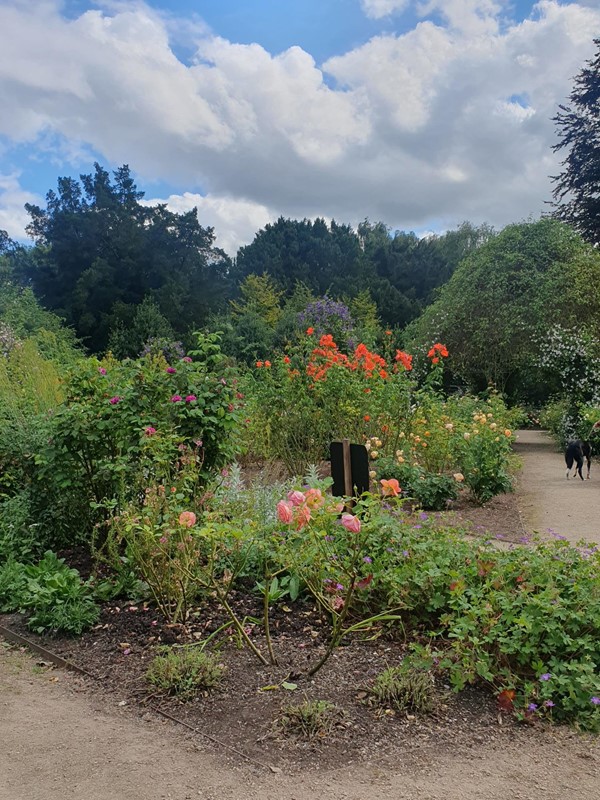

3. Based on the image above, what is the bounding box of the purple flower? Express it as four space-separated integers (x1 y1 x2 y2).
109 396 121 405
363 556 372 563
185 394 197 403
539 673 552 681
402 550 410 557
144 426 157 436
171 395 182 403
413 524 422 530
166 367 177 374
335 583 344 591
98 367 107 375
324 535 334 542
591 697 600 705
544 700 555 708
419 512 428 521
528 703 538 712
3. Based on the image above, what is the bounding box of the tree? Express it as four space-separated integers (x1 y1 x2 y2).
406 219 600 400
23 164 232 352
552 39 600 245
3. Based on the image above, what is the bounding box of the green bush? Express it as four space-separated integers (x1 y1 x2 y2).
0 551 99 635
278 699 343 739
371 660 437 714
146 646 225 698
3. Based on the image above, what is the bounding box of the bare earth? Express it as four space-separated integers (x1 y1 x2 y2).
1 429 600 800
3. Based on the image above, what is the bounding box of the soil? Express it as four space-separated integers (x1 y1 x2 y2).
1 429 600 799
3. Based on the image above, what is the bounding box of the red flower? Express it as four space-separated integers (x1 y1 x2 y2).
395 350 413 371
264 360 272 368
306 327 314 335
256 361 264 368
283 356 291 364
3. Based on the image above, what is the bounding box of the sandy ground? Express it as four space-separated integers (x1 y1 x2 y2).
513 429 600 544
1 430 600 800
1 644 599 800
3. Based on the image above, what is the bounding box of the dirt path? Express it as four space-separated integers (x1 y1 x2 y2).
2 645 600 800
513 429 600 544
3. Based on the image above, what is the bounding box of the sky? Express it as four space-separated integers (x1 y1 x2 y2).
0 0 599 255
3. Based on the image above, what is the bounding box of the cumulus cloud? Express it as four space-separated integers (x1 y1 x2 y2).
142 192 275 255
0 173 40 240
0 0 599 249
360 0 411 19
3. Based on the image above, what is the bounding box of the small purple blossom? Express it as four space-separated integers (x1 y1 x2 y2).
335 583 344 591
171 395 182 403
109 396 121 405
419 512 428 521
591 696 600 705
166 367 177 374
363 556 372 563
185 394 197 403
544 700 555 708
539 673 552 682
402 550 410 557
528 703 538 712
98 367 107 375
324 535 334 542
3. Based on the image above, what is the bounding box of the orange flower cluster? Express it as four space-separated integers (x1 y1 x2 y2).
305 336 394 383
427 343 449 364
255 360 272 368
395 350 413 371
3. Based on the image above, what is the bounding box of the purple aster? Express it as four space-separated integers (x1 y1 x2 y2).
539 673 552 681
419 512 428 521
363 556 372 563
528 703 538 712
591 697 600 705
402 550 410 557
544 700 555 708
109 396 121 405
166 367 177 374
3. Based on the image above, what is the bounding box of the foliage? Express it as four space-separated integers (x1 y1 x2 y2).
33 333 241 547
0 551 99 635
406 219 600 401
22 163 232 352
552 38 600 246
278 699 343 739
370 660 437 714
146 646 225 699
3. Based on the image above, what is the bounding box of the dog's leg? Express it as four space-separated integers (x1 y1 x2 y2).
566 468 570 479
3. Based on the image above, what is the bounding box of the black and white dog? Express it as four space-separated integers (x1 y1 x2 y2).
565 439 592 480
565 422 600 480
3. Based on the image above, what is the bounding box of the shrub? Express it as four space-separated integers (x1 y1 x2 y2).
371 661 437 714
278 699 343 739
146 646 225 699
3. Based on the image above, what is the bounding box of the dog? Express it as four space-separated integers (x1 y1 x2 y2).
565 439 592 480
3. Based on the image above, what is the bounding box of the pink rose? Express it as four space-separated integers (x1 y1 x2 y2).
276 500 294 524
341 514 361 533
287 490 305 507
98 367 107 375
166 367 177 374
109 396 121 405
171 395 182 403
178 511 196 528
182 356 192 363
304 488 324 509
144 426 157 436
295 504 312 530
185 395 197 403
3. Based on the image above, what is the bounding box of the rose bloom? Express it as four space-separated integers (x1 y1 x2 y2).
171 395 182 403
178 511 196 528
166 367 177 374
287 490 305 507
276 500 294 524
98 367 107 375
380 478 401 497
109 396 121 405
304 487 324 509
341 513 361 533
295 504 312 530
144 426 157 436
185 395 197 403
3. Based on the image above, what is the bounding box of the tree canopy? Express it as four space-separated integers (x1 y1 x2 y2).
552 38 600 246
406 218 600 399
22 164 232 352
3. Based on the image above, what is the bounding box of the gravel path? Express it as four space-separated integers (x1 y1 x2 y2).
1 646 599 800
513 429 600 544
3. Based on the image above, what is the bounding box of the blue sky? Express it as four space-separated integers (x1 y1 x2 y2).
0 0 598 253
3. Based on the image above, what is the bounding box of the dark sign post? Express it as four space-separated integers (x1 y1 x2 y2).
330 439 370 500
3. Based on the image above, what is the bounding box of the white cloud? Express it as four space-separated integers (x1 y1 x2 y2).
143 192 275 255
0 0 599 249
360 0 411 19
0 173 40 240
